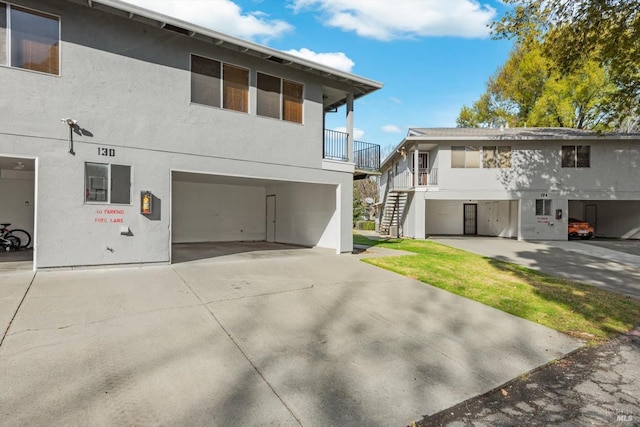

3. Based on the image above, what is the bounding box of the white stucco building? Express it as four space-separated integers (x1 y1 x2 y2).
379 127 640 241
0 0 382 269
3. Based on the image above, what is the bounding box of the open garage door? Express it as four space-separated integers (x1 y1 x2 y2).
569 200 640 239
171 171 340 259
0 156 35 269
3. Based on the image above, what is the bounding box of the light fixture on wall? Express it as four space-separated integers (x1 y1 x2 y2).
61 118 78 155
396 146 407 160
14 162 25 170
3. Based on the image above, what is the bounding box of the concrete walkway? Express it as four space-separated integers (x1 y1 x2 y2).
0 243 580 426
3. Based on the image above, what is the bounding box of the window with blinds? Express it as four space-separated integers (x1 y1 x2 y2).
257 72 303 123
0 3 60 75
191 55 248 113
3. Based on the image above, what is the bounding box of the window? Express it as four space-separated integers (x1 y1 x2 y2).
451 146 480 168
191 55 248 113
283 79 303 123
535 199 552 216
257 73 280 119
85 163 131 204
562 145 590 168
0 3 60 75
483 146 512 168
257 72 303 123
191 55 221 107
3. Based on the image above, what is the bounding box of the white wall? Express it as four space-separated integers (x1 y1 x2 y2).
425 200 464 235
0 169 35 241
172 181 266 243
266 182 338 249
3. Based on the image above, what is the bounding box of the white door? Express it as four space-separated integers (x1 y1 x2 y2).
266 195 276 242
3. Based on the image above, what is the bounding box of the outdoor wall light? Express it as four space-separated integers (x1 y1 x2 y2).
61 118 78 155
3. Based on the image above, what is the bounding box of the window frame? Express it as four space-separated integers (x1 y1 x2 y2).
190 54 249 113
482 146 512 168
84 162 132 205
562 145 590 168
451 146 480 168
0 2 61 75
256 71 304 123
535 199 552 216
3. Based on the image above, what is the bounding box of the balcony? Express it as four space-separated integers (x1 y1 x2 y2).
387 168 438 191
323 129 380 173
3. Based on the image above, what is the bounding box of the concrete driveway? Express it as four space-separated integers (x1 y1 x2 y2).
431 237 640 299
0 243 580 426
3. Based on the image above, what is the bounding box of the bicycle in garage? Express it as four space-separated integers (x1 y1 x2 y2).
0 223 32 251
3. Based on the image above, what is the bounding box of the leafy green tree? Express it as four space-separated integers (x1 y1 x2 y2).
492 0 640 119
457 39 617 130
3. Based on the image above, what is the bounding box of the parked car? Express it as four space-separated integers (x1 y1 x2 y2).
568 218 594 240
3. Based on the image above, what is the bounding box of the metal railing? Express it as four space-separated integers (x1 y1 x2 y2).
387 168 438 191
323 129 349 162
323 129 381 171
354 140 380 171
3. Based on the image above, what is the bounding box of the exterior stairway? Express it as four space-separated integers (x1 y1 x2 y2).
379 191 407 236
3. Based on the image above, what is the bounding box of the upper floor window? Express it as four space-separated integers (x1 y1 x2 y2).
191 54 248 113
451 146 479 168
0 3 60 75
257 72 303 123
562 145 590 168
483 146 512 168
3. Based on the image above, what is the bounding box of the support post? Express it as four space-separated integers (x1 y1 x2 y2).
346 93 354 163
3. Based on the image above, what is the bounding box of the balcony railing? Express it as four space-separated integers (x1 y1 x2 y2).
323 129 381 171
387 168 438 191
354 140 380 171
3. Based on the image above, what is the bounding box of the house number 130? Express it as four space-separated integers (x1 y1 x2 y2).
98 148 115 157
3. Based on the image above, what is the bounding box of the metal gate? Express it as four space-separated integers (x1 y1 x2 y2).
463 203 477 235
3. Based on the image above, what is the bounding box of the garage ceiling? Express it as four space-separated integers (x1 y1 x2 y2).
0 157 35 172
172 171 291 187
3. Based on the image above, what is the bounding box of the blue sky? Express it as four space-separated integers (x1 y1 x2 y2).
122 0 514 152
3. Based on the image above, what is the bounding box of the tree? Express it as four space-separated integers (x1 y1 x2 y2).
492 0 640 119
353 178 378 223
457 39 617 130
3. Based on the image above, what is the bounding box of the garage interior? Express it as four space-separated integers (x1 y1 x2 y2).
171 171 340 261
425 199 519 238
569 200 640 239
0 156 35 267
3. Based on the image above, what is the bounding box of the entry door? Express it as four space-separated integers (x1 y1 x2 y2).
266 195 276 242
585 204 597 232
463 204 477 235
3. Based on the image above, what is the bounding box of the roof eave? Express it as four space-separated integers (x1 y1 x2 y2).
80 0 383 95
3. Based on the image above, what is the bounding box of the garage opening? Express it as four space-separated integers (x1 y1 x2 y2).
569 200 640 239
0 156 35 270
171 171 339 262
426 199 518 238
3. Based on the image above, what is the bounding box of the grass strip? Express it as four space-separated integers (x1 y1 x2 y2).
355 234 640 343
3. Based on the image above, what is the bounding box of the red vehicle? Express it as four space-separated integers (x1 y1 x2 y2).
568 218 594 240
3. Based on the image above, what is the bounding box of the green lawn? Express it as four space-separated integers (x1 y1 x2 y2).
354 233 640 343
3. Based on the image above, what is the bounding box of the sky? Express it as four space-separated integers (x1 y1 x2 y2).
121 0 514 153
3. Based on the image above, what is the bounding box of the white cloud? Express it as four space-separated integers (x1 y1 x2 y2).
292 0 496 40
285 48 355 73
334 127 365 140
382 124 402 133
389 97 403 104
121 0 293 42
